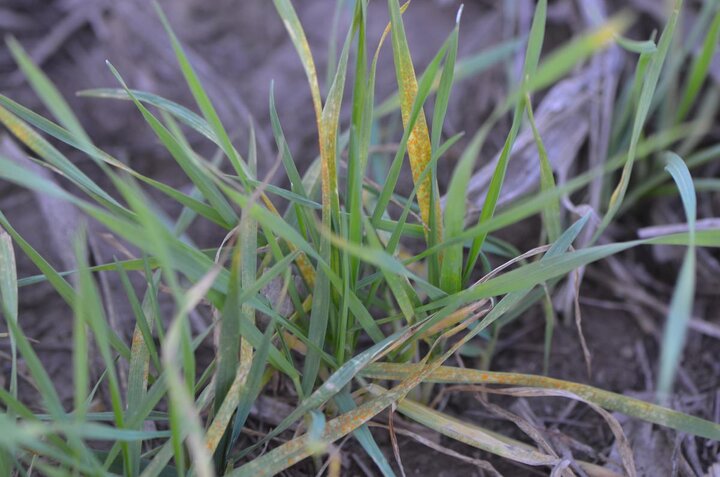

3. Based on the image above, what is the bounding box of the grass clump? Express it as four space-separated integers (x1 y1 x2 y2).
0 0 719 475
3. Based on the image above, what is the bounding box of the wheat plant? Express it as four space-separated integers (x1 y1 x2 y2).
0 0 719 475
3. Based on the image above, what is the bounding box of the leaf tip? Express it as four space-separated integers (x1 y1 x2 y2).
456 4 464 25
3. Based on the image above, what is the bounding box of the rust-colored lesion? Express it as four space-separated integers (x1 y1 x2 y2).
396 56 442 243
204 360 252 454
258 197 316 289
419 300 491 339
0 105 45 156
128 327 151 385
360 362 720 441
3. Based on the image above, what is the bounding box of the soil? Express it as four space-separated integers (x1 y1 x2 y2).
1 0 719 475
